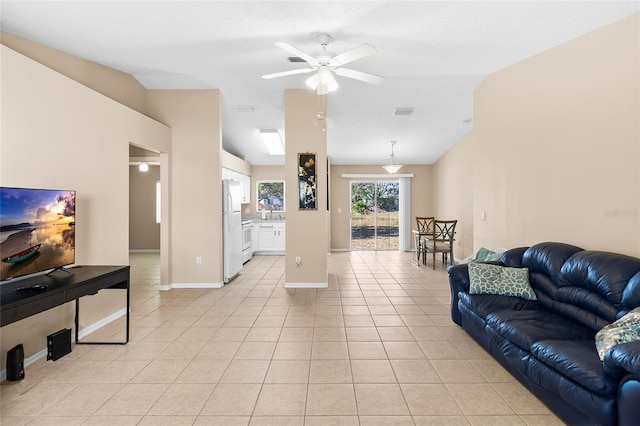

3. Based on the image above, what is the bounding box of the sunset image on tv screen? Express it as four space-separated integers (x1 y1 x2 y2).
0 187 75 281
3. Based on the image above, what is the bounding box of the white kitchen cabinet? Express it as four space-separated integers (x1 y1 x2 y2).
240 174 251 204
257 222 285 253
222 168 251 204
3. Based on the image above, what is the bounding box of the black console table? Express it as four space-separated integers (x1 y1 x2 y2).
0 265 130 345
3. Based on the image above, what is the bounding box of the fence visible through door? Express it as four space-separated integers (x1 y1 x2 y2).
350 181 399 250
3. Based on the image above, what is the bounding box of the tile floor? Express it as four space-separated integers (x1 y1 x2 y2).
0 252 563 425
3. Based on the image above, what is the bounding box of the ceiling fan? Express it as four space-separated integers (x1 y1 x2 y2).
262 34 385 95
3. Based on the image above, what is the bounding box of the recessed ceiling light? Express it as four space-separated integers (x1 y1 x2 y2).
260 129 285 155
234 105 255 113
393 107 414 116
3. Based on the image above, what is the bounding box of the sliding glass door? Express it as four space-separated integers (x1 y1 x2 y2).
350 181 399 250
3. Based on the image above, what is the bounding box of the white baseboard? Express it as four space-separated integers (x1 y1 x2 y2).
77 308 128 340
0 307 128 382
171 282 224 289
284 282 329 289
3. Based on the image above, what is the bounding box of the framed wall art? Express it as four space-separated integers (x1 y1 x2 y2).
298 153 317 210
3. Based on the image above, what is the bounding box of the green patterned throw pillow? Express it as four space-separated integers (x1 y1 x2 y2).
468 263 536 301
472 247 502 263
595 307 640 361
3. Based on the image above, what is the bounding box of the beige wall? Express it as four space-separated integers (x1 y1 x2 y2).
329 165 434 251
145 90 224 286
0 45 171 363
222 150 252 176
1 32 147 114
129 165 161 250
284 90 328 286
433 133 475 260
434 13 640 257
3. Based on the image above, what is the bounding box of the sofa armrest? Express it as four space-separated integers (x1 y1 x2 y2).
448 264 470 326
618 375 640 426
603 341 640 378
448 261 505 326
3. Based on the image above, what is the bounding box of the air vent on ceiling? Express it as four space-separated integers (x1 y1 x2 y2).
233 105 255 113
288 56 307 63
393 107 414 116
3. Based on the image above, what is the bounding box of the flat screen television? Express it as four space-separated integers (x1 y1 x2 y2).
0 187 76 281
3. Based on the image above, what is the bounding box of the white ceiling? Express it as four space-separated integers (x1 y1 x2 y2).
2 1 639 166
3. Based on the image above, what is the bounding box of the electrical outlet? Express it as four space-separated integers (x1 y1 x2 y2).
196 257 202 265
295 256 302 267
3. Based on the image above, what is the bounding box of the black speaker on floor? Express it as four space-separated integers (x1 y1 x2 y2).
47 328 71 361
6 344 25 381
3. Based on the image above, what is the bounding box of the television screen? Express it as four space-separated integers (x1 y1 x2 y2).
1 187 76 281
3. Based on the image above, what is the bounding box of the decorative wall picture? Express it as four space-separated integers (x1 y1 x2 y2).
298 153 317 210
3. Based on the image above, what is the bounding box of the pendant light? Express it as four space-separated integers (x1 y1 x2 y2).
382 141 403 174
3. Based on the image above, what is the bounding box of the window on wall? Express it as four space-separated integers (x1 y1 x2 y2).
257 180 285 212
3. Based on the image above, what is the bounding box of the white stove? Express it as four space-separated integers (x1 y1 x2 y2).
242 221 253 263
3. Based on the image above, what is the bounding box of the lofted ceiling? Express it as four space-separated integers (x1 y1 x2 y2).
2 1 639 166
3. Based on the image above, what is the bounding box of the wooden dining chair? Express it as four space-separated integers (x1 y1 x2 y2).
424 219 457 270
414 217 434 264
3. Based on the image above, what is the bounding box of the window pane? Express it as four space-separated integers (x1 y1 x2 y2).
257 181 285 212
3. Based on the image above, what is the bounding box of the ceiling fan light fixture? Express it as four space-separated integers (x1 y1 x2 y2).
260 129 285 155
383 141 403 174
306 70 339 95
318 69 334 84
305 73 319 90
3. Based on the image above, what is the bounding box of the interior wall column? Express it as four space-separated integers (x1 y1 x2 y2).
284 89 328 288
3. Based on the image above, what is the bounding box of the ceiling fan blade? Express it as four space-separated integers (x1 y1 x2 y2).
330 43 377 66
335 67 385 85
275 41 318 65
262 68 316 80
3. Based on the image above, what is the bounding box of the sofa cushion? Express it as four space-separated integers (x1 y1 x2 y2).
500 246 529 268
458 292 538 320
486 310 594 351
528 357 617 426
522 242 584 284
468 263 537 300
595 307 640 361
559 251 640 321
531 340 618 396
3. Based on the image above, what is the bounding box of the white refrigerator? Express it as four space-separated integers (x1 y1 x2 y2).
223 179 243 283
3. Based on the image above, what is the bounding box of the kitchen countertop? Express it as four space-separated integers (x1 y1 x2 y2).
242 218 285 224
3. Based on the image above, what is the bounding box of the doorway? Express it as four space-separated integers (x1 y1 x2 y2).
350 181 400 250
129 144 165 287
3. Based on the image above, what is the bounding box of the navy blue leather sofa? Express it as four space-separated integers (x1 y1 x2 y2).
448 242 640 425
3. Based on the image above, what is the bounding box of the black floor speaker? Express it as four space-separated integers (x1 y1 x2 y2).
47 328 72 361
6 344 25 381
